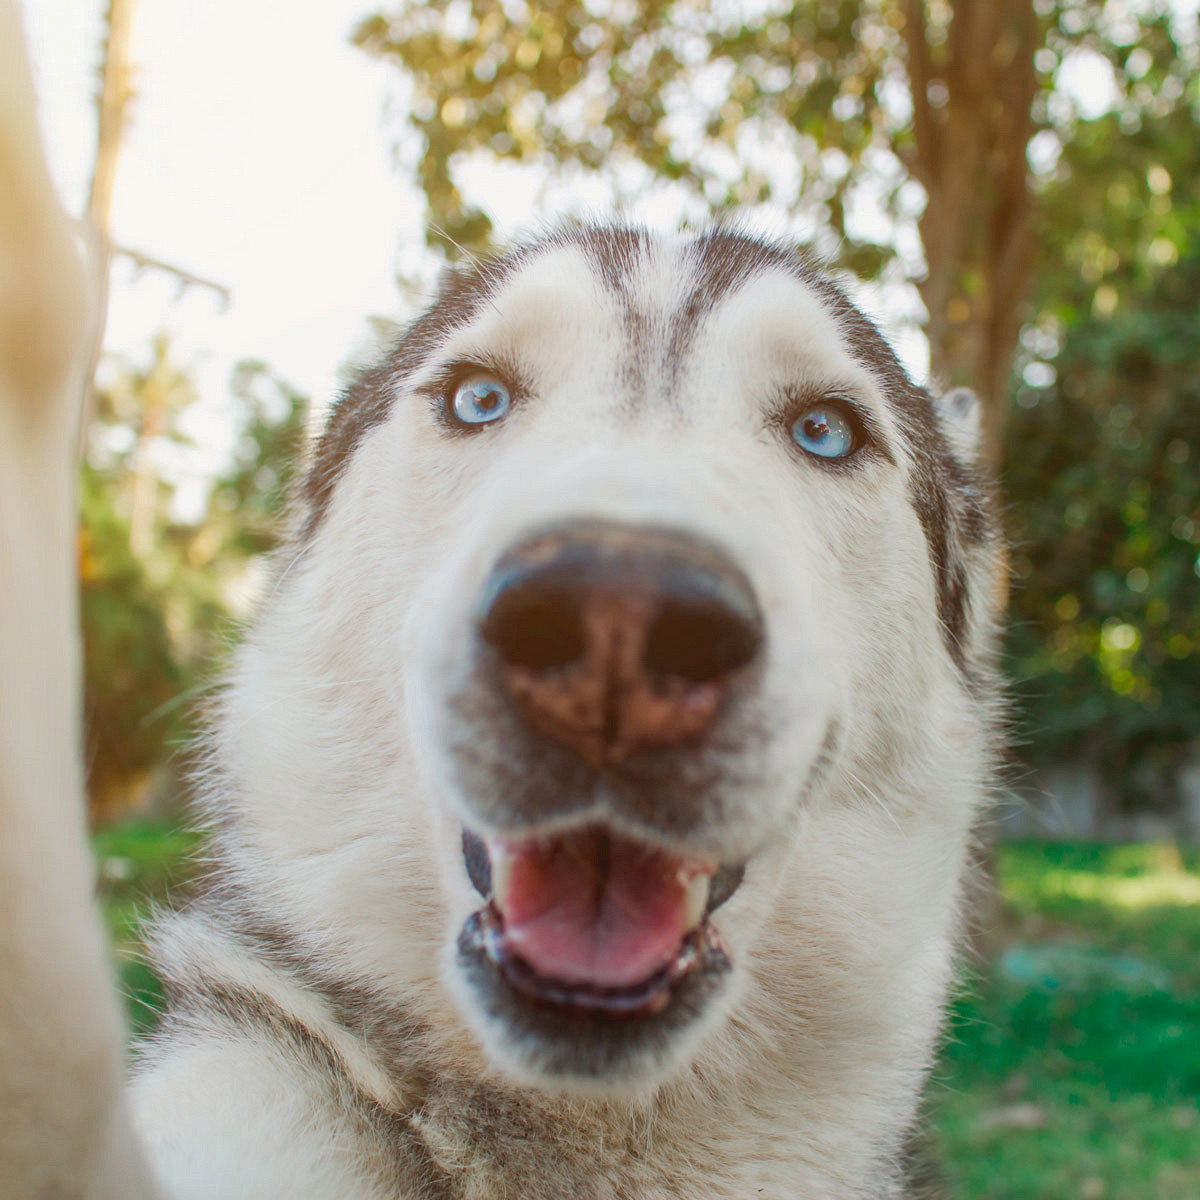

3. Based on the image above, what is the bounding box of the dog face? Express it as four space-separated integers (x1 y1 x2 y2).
220 228 995 1104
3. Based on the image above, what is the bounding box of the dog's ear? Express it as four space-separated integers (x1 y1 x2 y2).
932 386 982 467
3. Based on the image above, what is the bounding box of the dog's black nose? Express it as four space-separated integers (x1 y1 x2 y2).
477 522 762 763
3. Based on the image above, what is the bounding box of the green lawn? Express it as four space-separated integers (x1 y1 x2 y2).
932 842 1200 1199
94 830 1200 1196
93 820 206 1035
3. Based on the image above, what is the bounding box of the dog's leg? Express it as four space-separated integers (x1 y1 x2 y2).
0 3 161 1195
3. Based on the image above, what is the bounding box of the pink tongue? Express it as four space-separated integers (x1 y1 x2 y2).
494 829 704 988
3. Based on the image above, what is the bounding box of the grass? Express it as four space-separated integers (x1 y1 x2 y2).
93 819 206 1034
93 829 1200 1195
932 841 1200 1199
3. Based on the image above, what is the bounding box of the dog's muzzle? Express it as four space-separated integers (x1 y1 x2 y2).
449 523 760 1076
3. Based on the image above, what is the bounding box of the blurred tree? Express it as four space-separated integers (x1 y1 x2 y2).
353 0 1193 469
80 344 307 820
1005 26 1200 803
80 462 185 822
81 0 137 437
1007 251 1200 805
1025 9 1199 339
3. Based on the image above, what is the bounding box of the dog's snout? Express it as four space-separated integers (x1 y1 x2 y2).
477 523 762 763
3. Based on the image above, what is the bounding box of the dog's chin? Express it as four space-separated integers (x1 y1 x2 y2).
450 824 742 1092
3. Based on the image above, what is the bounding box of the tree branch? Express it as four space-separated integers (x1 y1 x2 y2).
112 244 231 307
87 0 137 239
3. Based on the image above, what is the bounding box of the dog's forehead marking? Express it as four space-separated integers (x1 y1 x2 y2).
686 267 890 405
502 240 904 454
560 230 903 432
424 245 617 381
452 231 879 423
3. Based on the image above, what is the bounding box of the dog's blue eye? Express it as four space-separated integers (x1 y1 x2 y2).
452 377 511 425
791 405 856 460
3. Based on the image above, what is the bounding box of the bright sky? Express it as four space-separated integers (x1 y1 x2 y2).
21 0 427 503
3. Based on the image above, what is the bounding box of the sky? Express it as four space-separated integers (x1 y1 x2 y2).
21 0 424 504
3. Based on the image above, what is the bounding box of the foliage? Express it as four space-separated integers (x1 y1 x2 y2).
933 840 1200 1198
351 0 1192 254
94 820 207 1034
203 360 309 563
1005 38 1200 790
354 0 912 264
354 2 1194 434
80 465 187 817
1005 258 1200 791
81 344 307 819
1029 9 1200 324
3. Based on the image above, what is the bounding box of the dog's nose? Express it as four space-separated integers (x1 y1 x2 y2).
477 523 762 763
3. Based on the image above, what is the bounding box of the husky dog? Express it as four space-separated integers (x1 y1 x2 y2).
120 229 998 1199
1 9 999 1196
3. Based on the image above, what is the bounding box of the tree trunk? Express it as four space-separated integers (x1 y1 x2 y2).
901 0 1038 472
79 0 138 445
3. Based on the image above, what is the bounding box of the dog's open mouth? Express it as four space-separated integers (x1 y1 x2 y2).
459 825 741 1022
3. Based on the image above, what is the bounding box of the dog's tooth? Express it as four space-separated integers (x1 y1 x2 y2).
489 843 514 910
682 873 711 931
